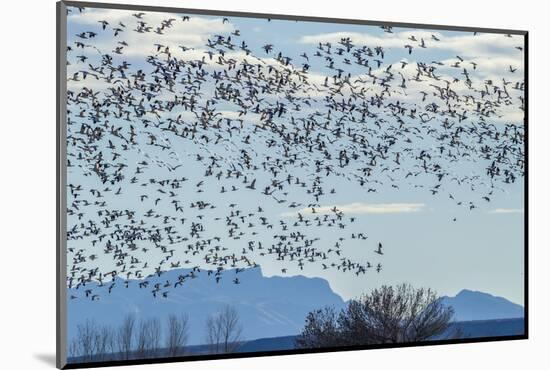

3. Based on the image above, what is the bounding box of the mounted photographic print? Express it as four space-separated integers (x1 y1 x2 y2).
56 1 528 368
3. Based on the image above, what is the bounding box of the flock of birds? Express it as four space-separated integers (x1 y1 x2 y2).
65 7 525 301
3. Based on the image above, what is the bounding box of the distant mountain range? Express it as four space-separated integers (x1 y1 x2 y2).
440 289 524 321
68 267 523 345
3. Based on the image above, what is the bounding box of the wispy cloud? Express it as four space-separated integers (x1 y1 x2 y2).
67 7 234 58
489 208 524 214
299 31 523 59
281 202 426 217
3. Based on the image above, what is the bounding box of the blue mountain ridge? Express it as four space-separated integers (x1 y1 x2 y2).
67 267 523 345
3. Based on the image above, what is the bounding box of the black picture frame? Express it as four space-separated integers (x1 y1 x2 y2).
56 1 529 368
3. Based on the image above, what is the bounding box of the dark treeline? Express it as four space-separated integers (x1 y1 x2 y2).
68 305 243 363
69 284 458 363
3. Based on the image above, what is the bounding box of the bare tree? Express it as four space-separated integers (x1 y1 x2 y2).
94 325 115 361
296 284 455 348
68 339 79 359
206 314 223 354
206 305 243 353
69 321 117 361
135 318 161 358
294 307 340 348
76 319 99 361
117 313 136 360
166 314 189 357
68 313 191 362
148 318 162 356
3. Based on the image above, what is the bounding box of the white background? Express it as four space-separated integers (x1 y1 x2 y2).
0 0 546 368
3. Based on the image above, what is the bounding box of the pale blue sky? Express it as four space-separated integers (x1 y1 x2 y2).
65 7 525 304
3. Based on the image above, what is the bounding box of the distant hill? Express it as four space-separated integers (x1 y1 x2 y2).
237 335 298 353
441 289 524 321
439 318 524 339
68 266 346 345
